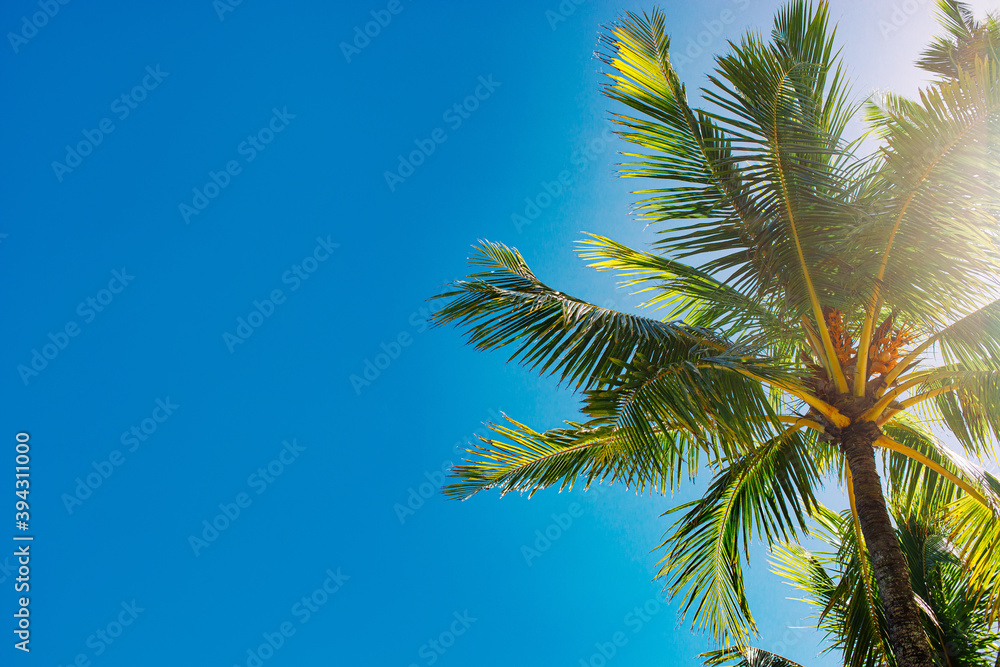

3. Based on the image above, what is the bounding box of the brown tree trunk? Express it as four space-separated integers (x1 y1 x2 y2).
841 422 934 667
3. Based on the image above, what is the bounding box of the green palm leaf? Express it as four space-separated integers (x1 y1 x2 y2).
599 4 860 318
701 645 807 667
862 55 1000 329
881 414 996 511
657 429 822 646
773 506 892 667
433 239 745 391
578 233 797 355
774 495 1000 667
918 1 1000 80
442 416 697 500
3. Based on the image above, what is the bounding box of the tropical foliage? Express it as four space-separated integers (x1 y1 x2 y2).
433 2 1000 664
707 487 1000 667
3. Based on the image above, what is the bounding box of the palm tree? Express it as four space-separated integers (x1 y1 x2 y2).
705 475 1000 667
776 506 1000 666
432 2 1000 665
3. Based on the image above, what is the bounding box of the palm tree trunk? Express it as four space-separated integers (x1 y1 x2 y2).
841 423 934 667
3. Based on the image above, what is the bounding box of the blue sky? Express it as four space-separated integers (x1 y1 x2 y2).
1 0 996 665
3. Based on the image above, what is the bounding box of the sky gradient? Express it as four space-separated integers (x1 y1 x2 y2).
2 0 997 665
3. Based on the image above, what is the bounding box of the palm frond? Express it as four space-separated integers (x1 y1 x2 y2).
657 429 822 646
442 416 698 500
922 368 1000 460
432 239 778 392
862 54 1000 330
599 4 863 326
444 341 798 501
774 495 1000 667
918 1 1000 79
772 506 891 667
701 645 806 667
578 233 798 355
880 414 996 511
947 474 1000 623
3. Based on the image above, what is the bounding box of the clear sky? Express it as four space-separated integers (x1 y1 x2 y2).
1 0 996 665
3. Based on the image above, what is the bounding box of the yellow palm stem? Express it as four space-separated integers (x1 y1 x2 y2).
881 335 939 391
734 370 850 428
862 375 930 422
855 296 883 398
801 316 830 370
882 368 934 390
897 384 959 411
773 111 846 394
794 393 850 429
874 435 990 508
875 379 952 427
776 416 826 433
855 314 874 397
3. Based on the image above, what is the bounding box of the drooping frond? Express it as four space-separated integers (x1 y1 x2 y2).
433 241 801 449
444 340 798 501
774 495 1000 667
442 416 697 500
772 506 890 667
869 363 1000 461
934 295 1000 367
894 494 1000 664
923 368 1000 460
656 429 822 646
947 473 1000 623
880 415 997 511
581 347 795 452
432 240 766 391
